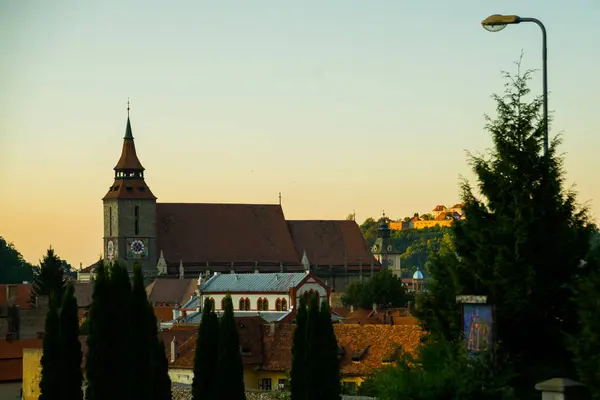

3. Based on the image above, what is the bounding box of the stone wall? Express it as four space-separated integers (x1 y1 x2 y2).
171 384 375 400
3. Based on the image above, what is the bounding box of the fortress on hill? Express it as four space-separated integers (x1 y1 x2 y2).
97 108 382 291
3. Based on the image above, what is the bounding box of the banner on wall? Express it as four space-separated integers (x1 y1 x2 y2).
462 303 493 354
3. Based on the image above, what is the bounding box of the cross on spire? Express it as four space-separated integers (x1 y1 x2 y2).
382 210 386 219
127 98 130 117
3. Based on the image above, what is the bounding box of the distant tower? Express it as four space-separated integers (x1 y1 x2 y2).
371 211 402 277
412 268 425 293
102 102 157 276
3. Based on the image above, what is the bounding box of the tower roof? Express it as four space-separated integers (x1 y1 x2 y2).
114 115 145 171
103 105 156 201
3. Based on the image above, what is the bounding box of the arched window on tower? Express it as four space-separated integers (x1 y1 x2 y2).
134 206 140 235
109 207 113 236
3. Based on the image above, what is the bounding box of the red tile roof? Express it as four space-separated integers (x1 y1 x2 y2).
154 306 175 322
287 220 377 268
260 323 423 377
433 205 446 212
146 278 198 306
156 203 300 266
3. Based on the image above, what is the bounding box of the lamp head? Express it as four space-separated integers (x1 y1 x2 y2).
481 14 520 32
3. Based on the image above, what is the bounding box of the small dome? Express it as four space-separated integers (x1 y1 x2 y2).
413 269 424 280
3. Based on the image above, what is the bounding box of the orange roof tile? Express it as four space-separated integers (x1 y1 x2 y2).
260 323 422 377
154 306 175 322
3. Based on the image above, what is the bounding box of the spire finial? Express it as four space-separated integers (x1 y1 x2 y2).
382 209 386 218
278 192 282 205
127 98 130 117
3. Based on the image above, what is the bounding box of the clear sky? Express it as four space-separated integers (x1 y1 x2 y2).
1 1 599 268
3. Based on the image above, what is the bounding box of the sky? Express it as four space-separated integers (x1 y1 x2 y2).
1 1 599 268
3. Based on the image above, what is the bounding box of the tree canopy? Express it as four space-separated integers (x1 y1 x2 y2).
0 237 33 284
341 269 407 309
193 297 220 400
31 247 67 307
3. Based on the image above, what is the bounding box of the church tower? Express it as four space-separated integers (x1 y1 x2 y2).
371 212 402 277
102 104 157 276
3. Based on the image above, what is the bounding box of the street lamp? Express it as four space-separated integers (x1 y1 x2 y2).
481 14 548 155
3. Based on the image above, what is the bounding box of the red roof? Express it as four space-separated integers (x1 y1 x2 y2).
287 220 377 268
156 203 300 265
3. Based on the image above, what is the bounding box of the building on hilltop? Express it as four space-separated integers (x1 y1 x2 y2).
96 106 379 290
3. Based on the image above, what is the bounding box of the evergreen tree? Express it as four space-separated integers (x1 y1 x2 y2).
85 261 113 400
419 63 594 398
39 303 61 399
31 247 66 306
290 296 308 400
109 262 133 400
216 294 246 400
130 264 152 400
151 331 172 400
304 293 321 400
60 282 83 400
318 300 341 400
192 297 220 400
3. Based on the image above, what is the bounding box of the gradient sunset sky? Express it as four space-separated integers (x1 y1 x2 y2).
1 1 599 268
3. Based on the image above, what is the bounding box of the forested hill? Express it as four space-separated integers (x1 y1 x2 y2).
358 218 452 277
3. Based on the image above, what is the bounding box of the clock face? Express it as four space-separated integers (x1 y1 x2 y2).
107 240 115 258
130 239 145 255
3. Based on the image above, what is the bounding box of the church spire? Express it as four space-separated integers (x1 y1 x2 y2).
102 102 156 200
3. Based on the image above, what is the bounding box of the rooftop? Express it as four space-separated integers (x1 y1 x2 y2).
200 272 309 293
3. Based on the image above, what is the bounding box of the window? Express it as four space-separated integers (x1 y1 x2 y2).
275 298 282 311
260 378 272 391
277 379 286 391
281 298 288 311
209 298 216 310
109 207 112 236
239 297 250 311
257 298 263 311
134 206 140 235
262 298 269 311
221 298 226 310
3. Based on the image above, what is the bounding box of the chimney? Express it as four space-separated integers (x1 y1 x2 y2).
172 303 181 320
170 337 178 363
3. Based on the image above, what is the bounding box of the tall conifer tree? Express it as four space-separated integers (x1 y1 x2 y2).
31 247 66 306
148 300 172 399
290 296 308 400
85 261 113 400
109 262 133 400
419 62 594 397
39 303 61 400
60 282 83 400
192 297 220 400
304 293 321 400
216 294 246 400
318 300 340 400
130 264 152 400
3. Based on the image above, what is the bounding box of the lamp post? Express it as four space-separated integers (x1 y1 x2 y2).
481 14 548 155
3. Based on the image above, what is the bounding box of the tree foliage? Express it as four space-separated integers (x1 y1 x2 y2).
60 282 83 400
0 237 34 284
415 63 594 398
31 247 67 306
291 296 308 400
217 294 246 400
130 264 152 400
39 306 61 400
193 297 220 400
317 300 341 400
341 269 407 309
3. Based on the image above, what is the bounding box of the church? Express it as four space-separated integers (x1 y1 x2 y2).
99 109 380 291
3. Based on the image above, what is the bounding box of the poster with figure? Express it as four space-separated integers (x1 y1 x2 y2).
463 303 493 354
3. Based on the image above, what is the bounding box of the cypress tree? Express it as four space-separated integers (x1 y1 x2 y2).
304 293 321 400
290 296 308 400
85 262 113 400
39 302 61 400
60 282 83 400
216 294 246 400
318 300 340 400
419 63 594 397
130 264 152 400
192 297 220 400
109 262 133 400
148 301 172 399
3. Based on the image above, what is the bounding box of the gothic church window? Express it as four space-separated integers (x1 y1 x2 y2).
134 206 140 235
109 207 112 236
281 298 288 311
